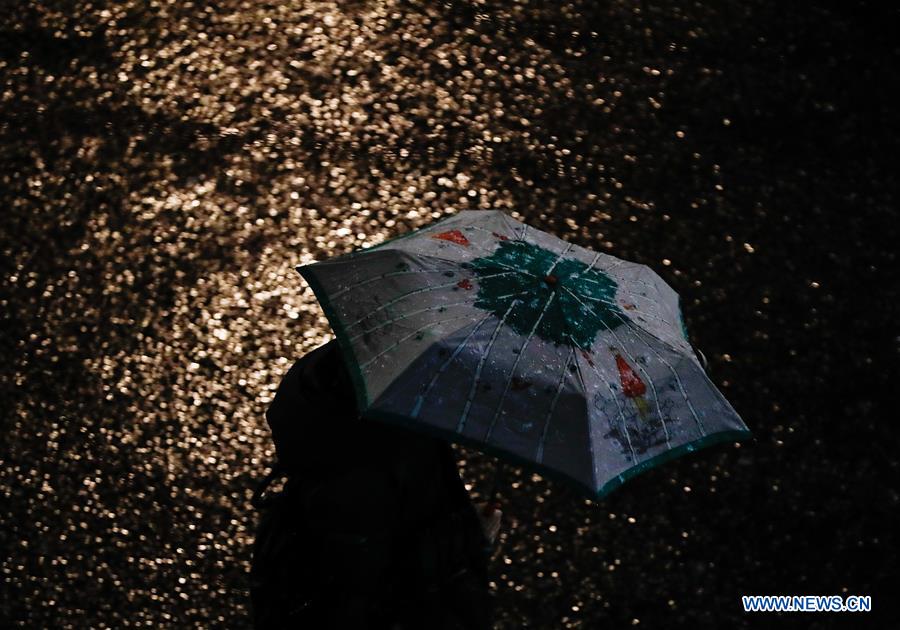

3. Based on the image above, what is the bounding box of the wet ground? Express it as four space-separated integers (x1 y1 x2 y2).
1 1 897 628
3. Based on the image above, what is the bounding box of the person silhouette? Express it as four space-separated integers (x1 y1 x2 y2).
250 340 497 629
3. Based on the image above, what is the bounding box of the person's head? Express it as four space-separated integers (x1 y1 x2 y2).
315 340 360 419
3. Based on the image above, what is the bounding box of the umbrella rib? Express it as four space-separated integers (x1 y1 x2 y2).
570 278 675 344
469 225 573 270
561 287 672 450
498 262 537 278
420 231 513 260
378 225 500 262
565 336 598 491
600 257 630 274
410 312 495 419
619 316 691 357
348 298 481 343
578 294 689 357
622 321 707 436
568 252 603 281
575 279 669 309
580 272 658 292
344 270 516 329
344 279 463 328
456 299 521 434
507 221 588 268
576 280 706 436
567 333 638 463
412 251 539 283
556 312 602 490
564 253 683 333
484 291 557 443
610 290 679 328
577 292 677 329
518 222 528 241
363 223 504 262
348 290 525 344
501 212 530 243
466 224 518 241
483 242 573 442
476 258 539 278
565 262 679 329
625 319 685 350
329 265 457 300
374 243 533 279
428 223 536 278
535 344 576 464
358 312 478 370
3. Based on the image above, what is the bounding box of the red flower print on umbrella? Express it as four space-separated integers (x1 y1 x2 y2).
431 229 470 246
615 353 650 420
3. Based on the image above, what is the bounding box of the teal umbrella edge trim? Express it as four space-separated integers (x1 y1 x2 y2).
676 295 691 343
594 428 753 499
297 262 753 501
367 407 751 502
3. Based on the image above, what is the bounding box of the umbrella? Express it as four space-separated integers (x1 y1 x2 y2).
297 210 750 498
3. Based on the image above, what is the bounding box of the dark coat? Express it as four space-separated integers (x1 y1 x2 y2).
250 340 492 630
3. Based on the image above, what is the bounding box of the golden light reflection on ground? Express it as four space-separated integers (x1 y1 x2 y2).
2 0 895 627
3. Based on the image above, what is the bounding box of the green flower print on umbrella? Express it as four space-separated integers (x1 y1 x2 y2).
465 239 626 347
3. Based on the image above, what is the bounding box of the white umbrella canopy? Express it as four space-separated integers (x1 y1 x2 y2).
297 210 750 498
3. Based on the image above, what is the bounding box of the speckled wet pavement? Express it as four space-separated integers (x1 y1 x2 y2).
1 1 897 628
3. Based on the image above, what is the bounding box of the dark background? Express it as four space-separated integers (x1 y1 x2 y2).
1 0 896 628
